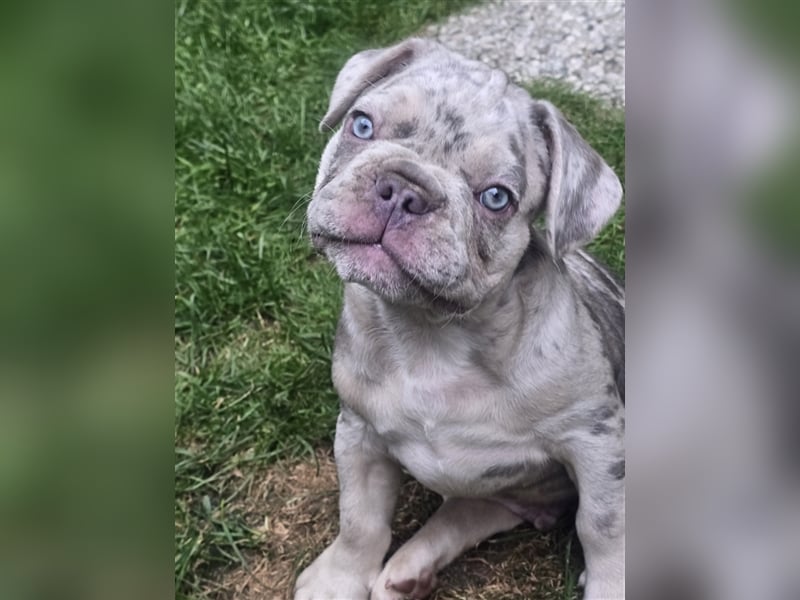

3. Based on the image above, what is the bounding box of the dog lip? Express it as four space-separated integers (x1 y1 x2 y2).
311 232 382 246
311 233 469 314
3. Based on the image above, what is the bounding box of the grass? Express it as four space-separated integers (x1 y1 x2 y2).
175 1 624 597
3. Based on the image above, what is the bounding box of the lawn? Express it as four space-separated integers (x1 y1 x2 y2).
175 1 624 598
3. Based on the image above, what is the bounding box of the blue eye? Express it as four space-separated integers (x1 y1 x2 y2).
479 186 511 211
352 114 374 139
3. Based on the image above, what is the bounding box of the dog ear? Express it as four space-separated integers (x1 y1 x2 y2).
532 100 623 258
320 38 430 132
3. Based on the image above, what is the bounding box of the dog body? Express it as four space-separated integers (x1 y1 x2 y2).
296 39 624 600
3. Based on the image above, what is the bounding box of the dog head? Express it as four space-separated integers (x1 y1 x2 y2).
307 38 622 313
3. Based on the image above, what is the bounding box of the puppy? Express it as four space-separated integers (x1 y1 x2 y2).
295 38 624 600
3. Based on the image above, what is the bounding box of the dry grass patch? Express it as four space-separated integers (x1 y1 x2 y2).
207 447 582 600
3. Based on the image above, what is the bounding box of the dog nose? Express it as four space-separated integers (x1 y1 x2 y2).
375 175 434 215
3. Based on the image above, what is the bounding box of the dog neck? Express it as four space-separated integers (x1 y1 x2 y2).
359 242 568 337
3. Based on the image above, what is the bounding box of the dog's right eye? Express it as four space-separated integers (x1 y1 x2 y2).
479 186 511 212
352 114 374 139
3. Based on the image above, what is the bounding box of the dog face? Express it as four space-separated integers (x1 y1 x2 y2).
307 38 622 313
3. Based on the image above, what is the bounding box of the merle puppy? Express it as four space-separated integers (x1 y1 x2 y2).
295 38 625 600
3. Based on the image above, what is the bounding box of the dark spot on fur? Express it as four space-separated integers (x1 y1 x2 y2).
583 253 624 298
595 510 617 535
476 238 490 262
444 130 470 155
483 462 528 478
605 382 617 396
509 135 523 164
589 405 616 421
393 120 417 139
591 422 613 435
608 460 625 480
510 163 528 199
443 108 465 131
580 295 625 404
536 149 549 180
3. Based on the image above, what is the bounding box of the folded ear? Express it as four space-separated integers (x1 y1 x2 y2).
532 100 623 258
320 38 431 132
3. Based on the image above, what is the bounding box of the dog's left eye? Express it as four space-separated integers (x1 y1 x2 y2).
352 114 374 139
479 187 511 211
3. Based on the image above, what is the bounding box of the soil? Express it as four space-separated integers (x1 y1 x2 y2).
206 447 583 600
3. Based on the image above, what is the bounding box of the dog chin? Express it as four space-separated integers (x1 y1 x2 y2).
324 241 469 313
324 241 411 298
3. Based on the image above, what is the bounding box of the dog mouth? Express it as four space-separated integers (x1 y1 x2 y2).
311 233 468 314
311 232 412 282
311 232 380 250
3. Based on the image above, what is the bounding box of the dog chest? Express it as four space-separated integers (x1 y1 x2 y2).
343 362 553 496
330 295 575 496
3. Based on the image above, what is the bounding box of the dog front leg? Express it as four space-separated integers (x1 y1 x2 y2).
295 409 402 600
370 498 523 600
562 435 625 600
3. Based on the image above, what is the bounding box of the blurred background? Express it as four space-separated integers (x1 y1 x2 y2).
0 0 172 599
626 1 800 598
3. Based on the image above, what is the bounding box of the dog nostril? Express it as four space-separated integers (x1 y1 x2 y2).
402 192 430 215
377 181 394 201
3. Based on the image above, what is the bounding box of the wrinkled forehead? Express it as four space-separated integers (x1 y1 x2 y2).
356 61 532 181
365 59 522 130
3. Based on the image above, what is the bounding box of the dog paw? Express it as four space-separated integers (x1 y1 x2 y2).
370 566 436 600
294 542 375 600
295 567 371 600
580 572 624 600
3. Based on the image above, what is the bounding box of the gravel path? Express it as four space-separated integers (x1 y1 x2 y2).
422 0 625 106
